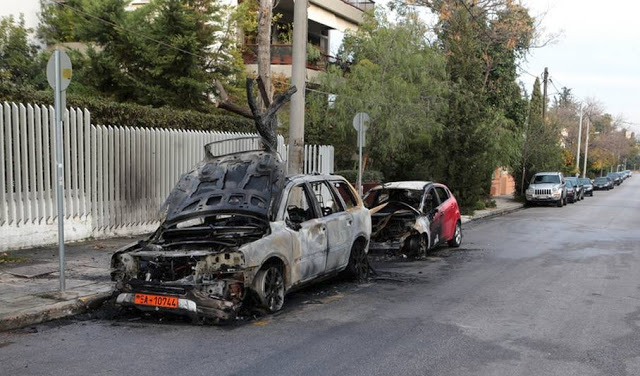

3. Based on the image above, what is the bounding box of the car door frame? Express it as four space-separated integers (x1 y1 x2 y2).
422 185 443 247
279 180 329 284
307 179 355 273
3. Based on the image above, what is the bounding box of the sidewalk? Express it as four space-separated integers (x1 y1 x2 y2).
0 237 137 331
0 195 523 331
460 194 524 224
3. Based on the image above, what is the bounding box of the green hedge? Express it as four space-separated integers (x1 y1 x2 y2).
0 85 255 133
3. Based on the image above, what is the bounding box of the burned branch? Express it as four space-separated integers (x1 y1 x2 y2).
246 78 297 152
213 77 297 152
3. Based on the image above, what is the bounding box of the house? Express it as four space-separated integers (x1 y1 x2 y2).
490 167 516 196
241 0 374 83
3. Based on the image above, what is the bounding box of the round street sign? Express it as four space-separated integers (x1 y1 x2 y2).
46 50 73 91
352 112 370 132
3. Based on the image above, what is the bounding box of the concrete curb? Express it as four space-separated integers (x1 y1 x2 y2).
0 291 113 332
461 204 525 224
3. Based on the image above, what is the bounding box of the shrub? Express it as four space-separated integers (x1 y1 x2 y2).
473 201 486 211
0 85 255 132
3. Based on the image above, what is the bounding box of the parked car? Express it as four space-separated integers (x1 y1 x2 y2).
579 178 594 197
593 177 613 190
110 138 372 321
525 172 566 207
607 172 622 185
363 181 462 255
565 177 584 201
565 180 577 203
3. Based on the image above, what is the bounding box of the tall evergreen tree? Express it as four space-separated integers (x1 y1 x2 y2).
37 0 244 110
513 78 563 194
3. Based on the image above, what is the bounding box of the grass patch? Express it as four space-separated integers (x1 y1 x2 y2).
0 253 30 264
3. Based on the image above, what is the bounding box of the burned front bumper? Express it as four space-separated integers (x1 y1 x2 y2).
114 276 249 321
369 239 404 252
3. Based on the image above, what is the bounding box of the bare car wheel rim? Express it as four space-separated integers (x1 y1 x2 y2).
420 235 428 255
264 267 284 312
351 243 369 280
454 225 461 245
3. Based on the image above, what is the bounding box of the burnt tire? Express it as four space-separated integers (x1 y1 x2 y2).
254 266 285 313
448 222 462 248
346 241 369 282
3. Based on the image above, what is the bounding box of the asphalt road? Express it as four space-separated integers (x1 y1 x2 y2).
2 177 639 376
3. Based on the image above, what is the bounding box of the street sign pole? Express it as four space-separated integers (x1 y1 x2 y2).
54 50 66 291
357 121 363 196
353 112 369 196
48 49 72 292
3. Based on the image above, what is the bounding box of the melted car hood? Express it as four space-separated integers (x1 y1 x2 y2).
160 150 285 224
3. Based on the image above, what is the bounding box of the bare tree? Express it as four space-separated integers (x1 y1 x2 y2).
214 78 296 152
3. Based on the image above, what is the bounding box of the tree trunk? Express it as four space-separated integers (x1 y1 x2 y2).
257 0 273 109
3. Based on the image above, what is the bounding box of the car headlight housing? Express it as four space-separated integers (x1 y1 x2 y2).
552 187 559 193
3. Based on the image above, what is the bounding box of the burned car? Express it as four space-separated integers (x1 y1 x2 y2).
111 138 371 321
363 181 462 255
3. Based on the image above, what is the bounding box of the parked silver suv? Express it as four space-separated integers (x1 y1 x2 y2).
525 172 566 207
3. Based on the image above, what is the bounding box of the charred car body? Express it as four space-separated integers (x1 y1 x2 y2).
363 181 462 255
111 138 371 321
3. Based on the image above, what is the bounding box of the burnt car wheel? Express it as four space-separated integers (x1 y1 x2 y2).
448 222 462 248
255 266 285 313
347 241 369 281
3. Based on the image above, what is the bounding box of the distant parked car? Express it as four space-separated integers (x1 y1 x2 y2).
593 177 613 190
565 180 578 203
565 177 584 201
363 181 462 255
607 172 622 186
579 178 593 197
525 172 566 207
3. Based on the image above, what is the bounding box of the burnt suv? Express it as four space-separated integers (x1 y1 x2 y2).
111 138 371 321
525 172 566 207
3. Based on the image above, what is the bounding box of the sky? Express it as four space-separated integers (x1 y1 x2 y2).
2 0 639 133
519 0 640 134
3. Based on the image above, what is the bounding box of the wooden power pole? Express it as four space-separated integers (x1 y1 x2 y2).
288 0 307 175
542 67 549 120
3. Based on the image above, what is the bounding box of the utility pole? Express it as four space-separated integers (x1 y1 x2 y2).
542 67 549 120
583 116 590 178
287 0 308 175
257 0 273 109
576 104 583 176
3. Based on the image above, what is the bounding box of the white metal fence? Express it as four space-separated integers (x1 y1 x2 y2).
0 101 333 249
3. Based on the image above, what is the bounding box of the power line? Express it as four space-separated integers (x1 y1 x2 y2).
305 87 441 110
548 78 561 96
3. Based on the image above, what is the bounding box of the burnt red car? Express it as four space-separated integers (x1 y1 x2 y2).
363 181 462 255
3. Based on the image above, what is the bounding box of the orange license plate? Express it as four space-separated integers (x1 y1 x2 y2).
134 293 178 309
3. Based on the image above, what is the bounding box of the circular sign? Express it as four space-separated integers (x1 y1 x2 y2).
352 112 370 132
46 50 73 91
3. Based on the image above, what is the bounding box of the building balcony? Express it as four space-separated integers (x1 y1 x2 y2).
242 44 331 73
341 0 375 12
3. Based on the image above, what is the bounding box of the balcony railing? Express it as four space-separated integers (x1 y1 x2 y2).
242 44 331 72
341 0 375 11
